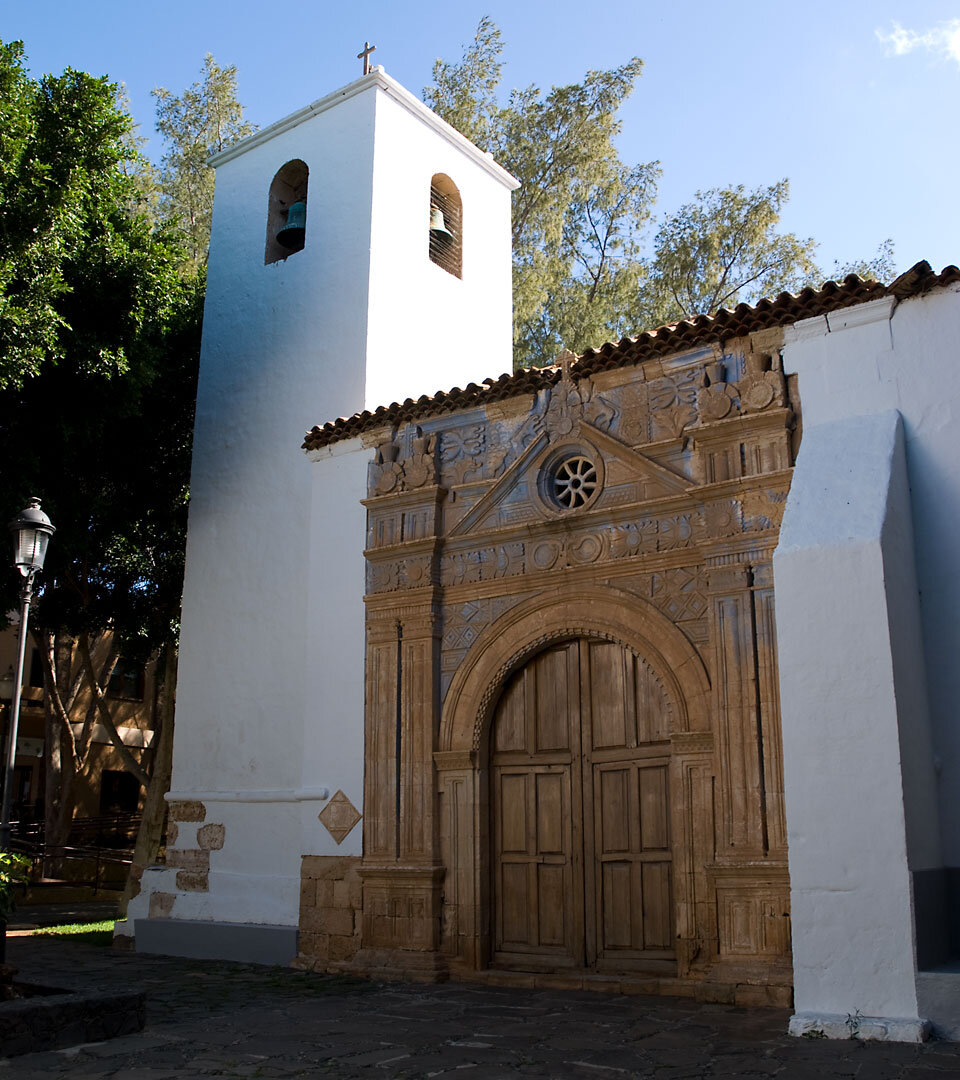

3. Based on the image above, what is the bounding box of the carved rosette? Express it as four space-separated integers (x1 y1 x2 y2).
734 353 786 414
369 432 439 497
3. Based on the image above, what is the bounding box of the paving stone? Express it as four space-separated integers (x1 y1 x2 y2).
3 936 960 1077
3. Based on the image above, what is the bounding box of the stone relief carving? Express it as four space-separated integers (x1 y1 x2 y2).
366 491 785 594
735 353 786 414
649 367 704 439
741 488 788 530
702 499 742 539
403 432 439 490
440 595 528 701
697 362 740 422
440 542 525 586
616 567 709 623
369 431 438 496
543 350 617 442
613 384 651 445
440 424 485 485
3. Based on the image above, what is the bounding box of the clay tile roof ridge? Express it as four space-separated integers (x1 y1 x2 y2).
301 262 957 451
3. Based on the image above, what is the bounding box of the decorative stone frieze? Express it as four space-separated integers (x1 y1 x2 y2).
345 328 795 1000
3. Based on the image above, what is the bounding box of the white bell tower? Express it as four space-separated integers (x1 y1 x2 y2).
129 67 517 962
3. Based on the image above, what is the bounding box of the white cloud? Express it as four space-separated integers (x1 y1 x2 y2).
876 19 960 67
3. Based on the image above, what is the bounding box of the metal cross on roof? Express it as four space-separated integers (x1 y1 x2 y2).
358 41 377 75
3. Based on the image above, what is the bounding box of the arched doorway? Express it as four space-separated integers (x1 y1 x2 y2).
490 637 675 974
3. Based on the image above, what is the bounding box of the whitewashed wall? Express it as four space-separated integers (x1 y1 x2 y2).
365 79 516 405
775 285 960 1040
159 70 516 940
300 438 372 859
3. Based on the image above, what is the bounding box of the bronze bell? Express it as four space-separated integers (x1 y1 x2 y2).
276 201 307 249
429 206 453 240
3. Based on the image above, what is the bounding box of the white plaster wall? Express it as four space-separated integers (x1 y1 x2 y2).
300 438 372 858
365 84 516 408
173 85 377 799
167 70 517 931
775 410 922 1020
169 88 379 926
782 287 960 862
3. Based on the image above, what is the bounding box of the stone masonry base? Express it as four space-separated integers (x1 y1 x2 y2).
788 1012 932 1043
293 855 362 972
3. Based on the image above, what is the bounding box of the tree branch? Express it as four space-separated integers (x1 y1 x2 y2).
77 632 150 787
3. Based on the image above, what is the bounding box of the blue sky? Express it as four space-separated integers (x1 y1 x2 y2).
5 1 958 278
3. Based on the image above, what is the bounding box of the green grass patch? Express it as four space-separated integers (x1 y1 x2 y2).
31 919 115 945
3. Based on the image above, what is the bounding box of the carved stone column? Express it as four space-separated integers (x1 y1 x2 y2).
669 730 715 976
706 559 767 861
353 433 448 979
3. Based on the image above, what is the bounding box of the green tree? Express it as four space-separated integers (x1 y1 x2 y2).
153 55 255 269
829 238 896 284
425 19 659 365
0 41 177 387
427 21 893 366
639 181 820 326
0 40 200 870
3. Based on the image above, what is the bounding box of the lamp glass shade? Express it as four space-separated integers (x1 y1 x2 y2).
10 498 55 576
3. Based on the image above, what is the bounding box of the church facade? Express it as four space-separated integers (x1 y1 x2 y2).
121 67 960 1043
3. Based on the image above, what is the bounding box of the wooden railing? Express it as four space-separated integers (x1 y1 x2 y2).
10 813 144 889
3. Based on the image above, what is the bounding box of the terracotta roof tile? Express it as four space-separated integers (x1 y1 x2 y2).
302 261 960 452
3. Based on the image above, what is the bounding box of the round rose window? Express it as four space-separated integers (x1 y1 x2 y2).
551 454 599 510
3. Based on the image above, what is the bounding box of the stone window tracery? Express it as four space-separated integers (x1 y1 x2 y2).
540 447 602 513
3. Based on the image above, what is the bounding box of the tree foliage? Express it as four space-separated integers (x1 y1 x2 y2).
426 21 894 367
0 40 183 388
153 55 255 269
639 181 819 326
425 19 659 364
0 40 202 851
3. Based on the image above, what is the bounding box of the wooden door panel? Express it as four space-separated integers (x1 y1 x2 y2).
499 862 531 946
638 763 670 851
600 861 634 949
537 863 567 946
641 862 673 949
498 772 527 852
493 638 674 974
494 670 525 753
492 764 577 964
536 771 565 854
533 645 575 752
598 767 630 853
587 641 631 749
635 655 670 744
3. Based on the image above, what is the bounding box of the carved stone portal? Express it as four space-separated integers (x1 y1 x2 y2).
315 334 795 1003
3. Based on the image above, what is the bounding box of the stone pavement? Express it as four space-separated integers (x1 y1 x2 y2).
2 935 959 1078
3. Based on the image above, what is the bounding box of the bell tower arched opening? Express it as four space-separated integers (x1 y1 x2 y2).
428 173 462 278
265 159 309 264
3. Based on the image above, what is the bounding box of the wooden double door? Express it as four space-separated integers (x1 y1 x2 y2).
491 638 675 973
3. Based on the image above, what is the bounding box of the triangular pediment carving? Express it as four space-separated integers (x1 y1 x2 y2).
448 419 692 540
449 431 549 537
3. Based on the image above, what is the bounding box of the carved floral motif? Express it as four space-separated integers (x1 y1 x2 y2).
543 350 617 442
369 432 438 496
734 353 786 414
649 368 704 439
741 488 788 530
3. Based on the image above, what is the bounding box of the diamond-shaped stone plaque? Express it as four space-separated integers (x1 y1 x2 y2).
318 789 362 845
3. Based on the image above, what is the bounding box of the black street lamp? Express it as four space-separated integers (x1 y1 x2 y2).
1 499 54 851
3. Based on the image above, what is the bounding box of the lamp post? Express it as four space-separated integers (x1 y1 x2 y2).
0 668 14 816
0 499 54 851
